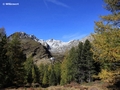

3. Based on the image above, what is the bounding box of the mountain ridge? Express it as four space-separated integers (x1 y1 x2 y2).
8 32 93 54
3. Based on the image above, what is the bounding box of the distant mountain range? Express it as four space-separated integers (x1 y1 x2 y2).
9 32 93 54
1 30 93 64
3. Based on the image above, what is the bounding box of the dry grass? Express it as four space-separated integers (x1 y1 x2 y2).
3 81 111 90
2 86 107 90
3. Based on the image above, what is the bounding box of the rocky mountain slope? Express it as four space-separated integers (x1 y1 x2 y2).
8 32 52 64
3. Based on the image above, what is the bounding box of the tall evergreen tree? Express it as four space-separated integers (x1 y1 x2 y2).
39 63 45 85
74 42 84 83
74 40 95 83
42 65 49 86
49 67 56 86
54 62 61 85
61 47 77 85
60 52 69 85
67 47 77 83
0 34 11 87
32 64 40 84
25 56 40 85
82 39 95 83
7 33 26 86
24 56 33 85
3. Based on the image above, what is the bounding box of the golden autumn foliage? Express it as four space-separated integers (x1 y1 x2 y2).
92 0 120 83
92 30 120 63
98 69 114 82
98 69 120 84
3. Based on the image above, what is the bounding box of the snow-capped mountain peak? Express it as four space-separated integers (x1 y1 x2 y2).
46 39 68 48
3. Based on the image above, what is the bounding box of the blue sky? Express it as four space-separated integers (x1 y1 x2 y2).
0 0 110 41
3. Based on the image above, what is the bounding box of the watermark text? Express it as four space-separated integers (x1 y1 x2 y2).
2 2 19 6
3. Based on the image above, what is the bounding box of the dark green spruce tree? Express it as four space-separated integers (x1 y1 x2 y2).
74 42 84 83
7 33 26 86
66 47 77 83
0 34 11 88
82 39 95 83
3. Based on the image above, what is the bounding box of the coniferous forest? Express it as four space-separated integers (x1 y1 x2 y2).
0 0 120 89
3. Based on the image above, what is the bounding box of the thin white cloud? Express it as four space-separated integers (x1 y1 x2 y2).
43 0 49 9
62 33 87 41
44 0 70 8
